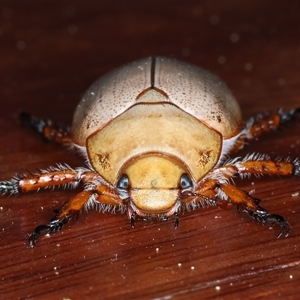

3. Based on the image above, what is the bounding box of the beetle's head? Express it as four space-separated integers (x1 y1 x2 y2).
116 154 193 218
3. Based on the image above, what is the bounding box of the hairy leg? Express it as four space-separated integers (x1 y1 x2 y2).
229 108 300 154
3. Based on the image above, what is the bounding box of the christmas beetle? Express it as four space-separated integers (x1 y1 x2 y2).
1 56 299 247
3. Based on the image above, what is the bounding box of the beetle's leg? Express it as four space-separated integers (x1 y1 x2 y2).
181 155 299 236
1 166 125 246
28 184 123 247
181 177 291 237
19 111 72 147
216 154 300 179
29 190 92 247
219 183 291 237
229 108 300 153
0 164 95 194
185 155 299 236
245 208 290 238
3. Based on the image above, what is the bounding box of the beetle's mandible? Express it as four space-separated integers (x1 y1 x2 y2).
1 56 299 247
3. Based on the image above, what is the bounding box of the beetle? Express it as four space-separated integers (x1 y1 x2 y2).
1 56 299 247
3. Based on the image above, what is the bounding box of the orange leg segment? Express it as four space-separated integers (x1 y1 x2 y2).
0 166 124 246
216 155 299 178
182 155 299 237
228 108 300 154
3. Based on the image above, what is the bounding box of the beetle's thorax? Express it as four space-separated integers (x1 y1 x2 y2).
87 101 222 185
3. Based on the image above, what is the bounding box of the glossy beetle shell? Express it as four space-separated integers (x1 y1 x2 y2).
71 56 243 185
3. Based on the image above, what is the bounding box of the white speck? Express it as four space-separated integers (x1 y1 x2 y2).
178 263 182 267
17 40 26 50
45 234 50 238
138 65 144 70
40 206 44 210
215 285 221 291
245 63 252 71
111 253 118 261
56 243 60 247
218 56 226 64
156 247 159 253
209 15 220 26
214 215 221 219
0 207 3 211
289 274 293 279
292 192 299 197
191 266 195 270
230 33 239 43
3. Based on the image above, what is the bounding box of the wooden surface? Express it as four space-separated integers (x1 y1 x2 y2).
1 2 300 299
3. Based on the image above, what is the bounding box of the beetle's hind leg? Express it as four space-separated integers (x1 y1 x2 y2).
228 108 300 154
19 111 72 148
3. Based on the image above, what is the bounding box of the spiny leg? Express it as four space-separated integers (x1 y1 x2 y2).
229 108 300 154
182 155 300 236
0 164 90 194
217 154 300 179
29 190 92 247
218 155 299 236
28 185 123 247
0 165 124 246
219 183 290 237
19 111 72 146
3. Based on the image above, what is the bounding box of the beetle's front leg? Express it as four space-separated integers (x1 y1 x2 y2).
29 185 123 247
244 208 290 238
29 190 92 247
219 183 290 237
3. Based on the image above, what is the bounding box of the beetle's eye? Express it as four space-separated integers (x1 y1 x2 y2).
117 174 129 189
116 174 129 199
180 174 193 190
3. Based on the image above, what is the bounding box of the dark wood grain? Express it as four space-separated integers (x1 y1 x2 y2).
1 2 300 299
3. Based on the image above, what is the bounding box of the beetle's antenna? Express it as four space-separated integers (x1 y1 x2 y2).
130 212 136 228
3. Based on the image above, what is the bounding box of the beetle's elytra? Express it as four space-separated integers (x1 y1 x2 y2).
1 56 299 247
